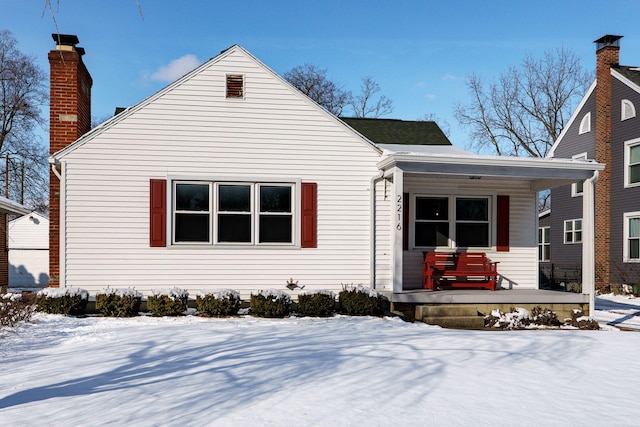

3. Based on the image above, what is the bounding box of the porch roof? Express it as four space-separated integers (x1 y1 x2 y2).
377 144 604 188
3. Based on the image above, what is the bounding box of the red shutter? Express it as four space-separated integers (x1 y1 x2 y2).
496 195 510 252
403 193 409 251
301 182 317 248
150 179 167 247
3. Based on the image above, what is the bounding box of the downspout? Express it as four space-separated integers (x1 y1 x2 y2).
582 169 599 317
370 170 384 290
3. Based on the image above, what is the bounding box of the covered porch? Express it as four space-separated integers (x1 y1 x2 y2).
372 144 604 316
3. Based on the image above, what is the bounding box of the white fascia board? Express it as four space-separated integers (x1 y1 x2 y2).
377 152 604 180
0 196 30 215
612 68 640 95
547 80 596 158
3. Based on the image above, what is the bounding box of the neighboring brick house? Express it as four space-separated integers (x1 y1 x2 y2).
547 35 640 290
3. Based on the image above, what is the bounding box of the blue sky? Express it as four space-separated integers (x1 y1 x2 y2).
3 0 640 147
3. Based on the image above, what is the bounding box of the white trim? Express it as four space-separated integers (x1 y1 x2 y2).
578 112 591 134
624 137 640 188
571 152 587 197
622 99 636 121
548 80 596 158
612 68 640 96
623 211 640 263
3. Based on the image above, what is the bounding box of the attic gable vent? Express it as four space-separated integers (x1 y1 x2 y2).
579 112 591 134
622 99 636 121
226 74 244 98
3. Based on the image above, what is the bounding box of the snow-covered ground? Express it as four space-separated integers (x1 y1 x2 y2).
1 294 640 426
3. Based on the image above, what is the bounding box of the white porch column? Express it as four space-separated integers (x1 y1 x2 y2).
391 167 404 293
582 171 599 317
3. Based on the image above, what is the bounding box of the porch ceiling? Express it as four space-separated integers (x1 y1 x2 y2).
377 149 604 189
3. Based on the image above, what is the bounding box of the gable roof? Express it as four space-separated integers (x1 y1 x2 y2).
50 45 381 162
340 118 451 146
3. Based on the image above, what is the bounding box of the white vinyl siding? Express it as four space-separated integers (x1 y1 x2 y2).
373 178 392 290
59 48 380 297
402 176 539 289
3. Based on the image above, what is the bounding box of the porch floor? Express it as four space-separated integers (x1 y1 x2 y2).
381 288 589 305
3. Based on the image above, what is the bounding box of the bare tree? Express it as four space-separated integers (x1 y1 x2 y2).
0 30 48 211
454 47 592 157
349 76 393 118
284 64 350 116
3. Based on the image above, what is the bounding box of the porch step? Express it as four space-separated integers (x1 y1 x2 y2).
416 305 486 330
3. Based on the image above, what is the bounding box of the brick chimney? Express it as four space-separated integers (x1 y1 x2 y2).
593 35 622 290
48 34 92 287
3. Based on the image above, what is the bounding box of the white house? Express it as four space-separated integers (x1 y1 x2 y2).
8 212 49 288
47 35 603 315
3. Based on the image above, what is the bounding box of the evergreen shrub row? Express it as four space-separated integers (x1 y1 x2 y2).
31 284 388 319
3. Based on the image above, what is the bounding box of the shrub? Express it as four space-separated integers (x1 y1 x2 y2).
147 288 189 316
250 289 292 318
296 290 335 317
338 284 384 316
485 306 561 329
196 289 241 316
36 287 88 315
566 309 600 330
1 293 36 327
95 288 142 317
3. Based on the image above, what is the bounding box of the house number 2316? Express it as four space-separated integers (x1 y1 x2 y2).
396 195 402 230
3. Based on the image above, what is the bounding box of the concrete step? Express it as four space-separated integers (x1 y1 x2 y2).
415 304 479 319
422 316 486 330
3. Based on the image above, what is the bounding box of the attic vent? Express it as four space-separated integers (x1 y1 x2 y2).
622 99 636 121
579 112 591 135
226 74 244 98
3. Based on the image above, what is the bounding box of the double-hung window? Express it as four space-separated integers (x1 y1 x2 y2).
625 139 640 187
624 212 640 262
174 183 211 243
414 195 490 248
538 227 550 261
572 153 587 196
564 219 582 244
173 181 294 245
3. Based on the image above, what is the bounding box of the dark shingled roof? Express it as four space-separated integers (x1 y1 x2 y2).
340 117 451 146
615 65 640 87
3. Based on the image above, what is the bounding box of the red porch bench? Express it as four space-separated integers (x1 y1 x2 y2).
422 252 499 291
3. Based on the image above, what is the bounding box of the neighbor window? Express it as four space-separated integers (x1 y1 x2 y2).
624 212 640 262
414 195 490 248
172 181 294 245
625 139 640 187
564 219 582 244
538 226 550 261
572 153 587 196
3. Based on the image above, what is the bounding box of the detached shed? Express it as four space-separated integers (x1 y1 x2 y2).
8 212 49 288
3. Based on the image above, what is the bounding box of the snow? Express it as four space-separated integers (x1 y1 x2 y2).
1 295 640 426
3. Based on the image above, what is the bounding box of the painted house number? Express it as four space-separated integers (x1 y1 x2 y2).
396 195 402 230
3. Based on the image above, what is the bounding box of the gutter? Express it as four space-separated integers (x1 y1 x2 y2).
370 170 384 290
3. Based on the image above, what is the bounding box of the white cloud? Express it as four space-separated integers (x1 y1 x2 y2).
150 54 201 82
424 93 437 100
441 73 460 81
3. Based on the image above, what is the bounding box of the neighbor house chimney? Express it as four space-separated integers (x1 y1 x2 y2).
593 35 622 290
48 34 92 287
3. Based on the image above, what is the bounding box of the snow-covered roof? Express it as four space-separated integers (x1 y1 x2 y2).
0 196 30 216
